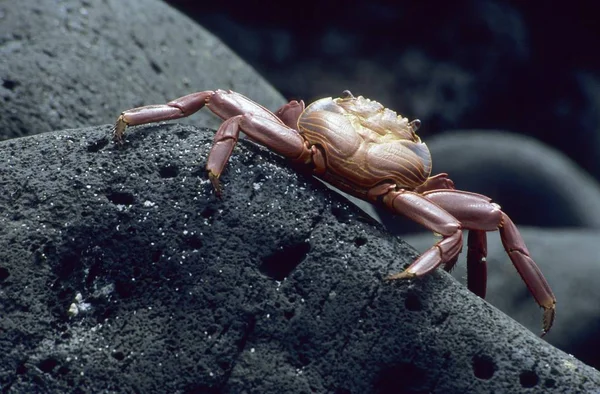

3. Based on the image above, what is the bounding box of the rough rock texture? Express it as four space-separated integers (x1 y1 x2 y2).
404 228 600 372
0 0 284 140
2 0 600 386
1 124 600 393
379 131 600 371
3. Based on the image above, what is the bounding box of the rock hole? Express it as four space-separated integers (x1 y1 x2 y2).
472 354 496 380
111 351 125 361
58 253 79 279
2 79 18 90
106 190 135 205
16 363 27 374
331 204 353 223
544 378 556 388
38 357 59 373
354 236 367 247
151 249 163 263
115 279 134 298
432 311 449 326
259 241 310 281
149 60 163 74
201 206 217 219
57 366 70 375
284 309 295 320
85 262 103 286
185 234 203 250
0 266 9 281
253 173 267 184
404 292 422 311
159 164 179 178
175 128 192 140
207 325 219 335
374 362 428 394
519 370 539 388
87 137 108 152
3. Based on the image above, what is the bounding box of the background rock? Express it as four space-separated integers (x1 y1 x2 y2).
1 124 599 392
404 228 600 371
0 0 284 140
375 130 600 234
165 0 600 183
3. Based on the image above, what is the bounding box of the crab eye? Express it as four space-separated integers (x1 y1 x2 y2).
409 119 421 133
341 90 354 99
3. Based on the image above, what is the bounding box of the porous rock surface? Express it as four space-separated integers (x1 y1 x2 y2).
385 131 600 370
404 227 600 371
0 0 284 140
1 124 599 393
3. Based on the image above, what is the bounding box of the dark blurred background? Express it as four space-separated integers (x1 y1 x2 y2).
164 0 600 187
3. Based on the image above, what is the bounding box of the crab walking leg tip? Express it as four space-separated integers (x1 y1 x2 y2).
208 172 222 196
541 304 556 337
113 115 128 144
386 270 417 281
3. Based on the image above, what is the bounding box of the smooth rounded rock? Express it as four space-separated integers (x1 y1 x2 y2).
0 0 284 140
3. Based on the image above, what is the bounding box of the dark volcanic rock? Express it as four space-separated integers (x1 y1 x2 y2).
336 130 600 371
379 131 600 371
1 124 599 392
405 228 600 371
0 0 284 140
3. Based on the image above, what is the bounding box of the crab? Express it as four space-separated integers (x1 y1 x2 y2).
113 89 556 336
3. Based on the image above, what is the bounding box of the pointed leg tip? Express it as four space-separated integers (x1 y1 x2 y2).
112 116 128 144
208 172 223 198
385 270 416 281
112 131 125 146
541 304 556 337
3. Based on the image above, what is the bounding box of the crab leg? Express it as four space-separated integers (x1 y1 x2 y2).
465 230 488 298
413 173 456 193
113 90 315 195
113 91 214 143
275 100 305 129
377 188 464 279
205 114 311 194
113 90 289 144
413 183 488 296
423 189 556 336
412 176 489 293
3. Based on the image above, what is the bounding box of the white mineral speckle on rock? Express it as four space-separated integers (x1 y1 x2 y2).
68 303 79 317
